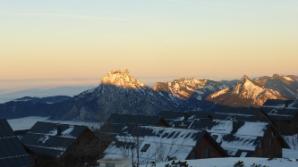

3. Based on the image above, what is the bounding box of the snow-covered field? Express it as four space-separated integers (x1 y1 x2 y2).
153 158 298 167
7 116 102 131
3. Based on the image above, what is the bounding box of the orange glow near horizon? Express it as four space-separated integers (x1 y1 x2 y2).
0 0 297 89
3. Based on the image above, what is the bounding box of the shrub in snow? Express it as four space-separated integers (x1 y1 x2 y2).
250 163 269 167
165 160 189 167
234 161 245 167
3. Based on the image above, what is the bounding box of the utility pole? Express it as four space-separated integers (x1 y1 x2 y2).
136 124 140 167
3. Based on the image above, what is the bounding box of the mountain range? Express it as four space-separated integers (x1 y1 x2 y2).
0 70 297 121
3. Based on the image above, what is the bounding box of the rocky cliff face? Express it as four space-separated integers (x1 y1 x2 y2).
101 69 145 89
53 70 179 121
207 76 284 107
153 78 232 101
254 74 298 99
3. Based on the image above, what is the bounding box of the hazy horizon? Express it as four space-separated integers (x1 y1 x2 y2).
1 0 298 90
0 71 297 92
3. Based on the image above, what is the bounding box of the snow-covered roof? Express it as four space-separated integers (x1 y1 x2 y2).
159 110 271 157
283 148 298 159
102 126 206 165
21 122 88 158
151 158 298 167
160 110 263 128
190 119 269 157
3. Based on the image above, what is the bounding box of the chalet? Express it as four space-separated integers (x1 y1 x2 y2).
0 119 33 167
159 111 286 158
21 122 100 167
98 125 226 167
96 114 169 151
263 99 298 135
262 99 298 150
189 118 286 158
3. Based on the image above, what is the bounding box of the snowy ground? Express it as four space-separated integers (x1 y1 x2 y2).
152 158 298 167
7 116 102 131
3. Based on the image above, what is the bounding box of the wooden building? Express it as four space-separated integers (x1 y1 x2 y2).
160 111 287 158
263 99 298 150
21 122 100 167
98 125 226 167
95 113 169 154
0 119 33 167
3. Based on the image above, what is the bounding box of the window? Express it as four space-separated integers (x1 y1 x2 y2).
106 163 115 167
141 144 150 152
202 147 211 158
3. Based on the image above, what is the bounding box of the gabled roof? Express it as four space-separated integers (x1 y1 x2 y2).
101 126 213 165
0 119 33 167
160 110 264 128
21 122 88 158
266 108 298 120
189 119 269 157
263 99 295 108
263 99 298 113
98 114 167 140
289 100 298 109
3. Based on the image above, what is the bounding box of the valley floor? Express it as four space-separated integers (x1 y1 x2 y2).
7 116 102 131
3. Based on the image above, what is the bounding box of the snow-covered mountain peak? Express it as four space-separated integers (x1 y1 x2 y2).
232 76 263 96
241 75 250 81
209 88 230 99
271 74 295 82
208 75 284 107
101 69 145 89
153 78 214 99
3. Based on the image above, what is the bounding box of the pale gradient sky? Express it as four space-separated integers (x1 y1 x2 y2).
0 0 297 90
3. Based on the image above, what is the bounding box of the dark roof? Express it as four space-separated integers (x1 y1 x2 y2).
107 113 162 126
266 108 298 120
263 99 295 108
291 100 298 108
21 122 88 158
98 113 166 140
0 119 33 167
160 110 265 127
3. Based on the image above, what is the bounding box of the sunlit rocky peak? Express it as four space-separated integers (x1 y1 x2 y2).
208 75 284 107
101 69 145 89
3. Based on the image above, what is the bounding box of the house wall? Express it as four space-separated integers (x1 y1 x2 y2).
188 136 225 159
62 129 102 167
255 128 282 158
272 118 298 135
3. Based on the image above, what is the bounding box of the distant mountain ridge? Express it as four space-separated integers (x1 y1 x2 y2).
254 74 298 99
153 78 236 101
0 85 95 103
0 70 297 121
207 76 285 107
